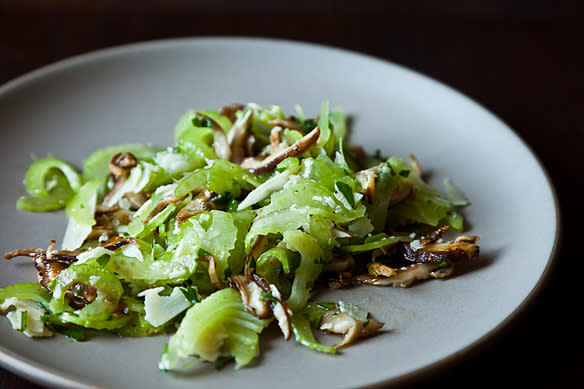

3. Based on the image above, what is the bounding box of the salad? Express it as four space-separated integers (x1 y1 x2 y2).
0 102 479 372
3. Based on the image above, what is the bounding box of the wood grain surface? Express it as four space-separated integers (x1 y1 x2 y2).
1 1 581 388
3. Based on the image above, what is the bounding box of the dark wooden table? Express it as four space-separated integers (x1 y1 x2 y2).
1 1 581 387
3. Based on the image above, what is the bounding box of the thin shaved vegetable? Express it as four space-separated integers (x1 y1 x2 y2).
2 102 478 374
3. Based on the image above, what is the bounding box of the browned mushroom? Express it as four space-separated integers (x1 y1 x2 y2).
355 167 377 198
356 163 413 205
85 225 116 242
91 201 138 241
144 193 189 224
243 235 269 279
401 226 480 264
197 112 232 161
120 192 149 210
354 227 479 288
220 103 245 123
66 282 99 310
229 273 293 340
103 152 138 206
228 109 254 164
267 126 289 155
319 307 384 348
251 273 293 340
331 225 357 240
197 253 227 290
4 240 78 290
268 118 302 132
230 274 271 319
355 262 455 288
175 189 215 226
241 126 321 175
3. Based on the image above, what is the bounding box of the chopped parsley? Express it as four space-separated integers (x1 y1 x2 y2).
335 180 355 208
96 254 111 268
399 169 410 178
20 310 27 332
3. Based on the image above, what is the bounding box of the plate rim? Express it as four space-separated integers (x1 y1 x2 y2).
0 36 562 388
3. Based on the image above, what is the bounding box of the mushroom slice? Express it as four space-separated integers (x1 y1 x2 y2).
99 235 138 251
102 152 138 205
355 163 413 206
197 112 232 161
269 125 283 147
6 241 103 311
211 127 231 160
85 225 116 242
320 307 384 348
220 103 245 123
243 235 268 279
331 225 357 239
230 273 293 340
66 282 99 310
354 227 478 288
228 109 253 164
144 193 188 224
268 118 302 131
402 227 480 264
175 189 215 226
4 240 78 290
355 262 455 288
271 293 293 340
243 126 320 175
108 152 138 177
198 254 227 290
230 274 271 319
256 275 293 341
120 192 149 210
264 126 294 156
355 166 378 198
245 134 256 157
368 261 398 277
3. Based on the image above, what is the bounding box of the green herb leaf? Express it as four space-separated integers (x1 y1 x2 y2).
20 311 28 332
192 116 213 128
179 286 200 304
335 180 355 208
96 254 111 268
300 118 317 134
54 325 86 341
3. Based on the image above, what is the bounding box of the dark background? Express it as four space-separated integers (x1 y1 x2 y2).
0 0 581 387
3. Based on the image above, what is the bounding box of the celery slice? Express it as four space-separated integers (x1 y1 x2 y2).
159 288 269 371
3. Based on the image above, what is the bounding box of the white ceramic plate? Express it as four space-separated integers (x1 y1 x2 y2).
0 38 559 388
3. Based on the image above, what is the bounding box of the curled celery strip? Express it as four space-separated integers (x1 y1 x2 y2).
0 282 51 308
17 156 81 212
24 156 81 196
17 170 74 212
49 264 124 327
